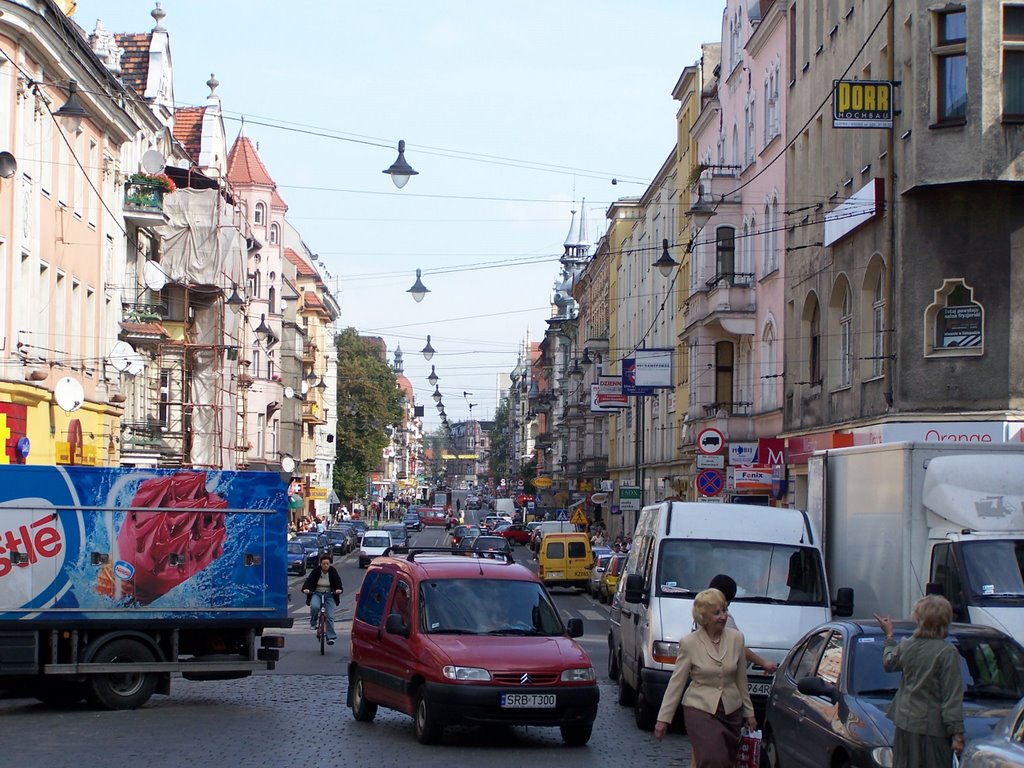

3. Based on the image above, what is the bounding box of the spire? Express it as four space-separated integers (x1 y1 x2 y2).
563 209 578 250
576 198 590 249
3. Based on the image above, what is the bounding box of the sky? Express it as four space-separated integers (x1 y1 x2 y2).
74 1 726 430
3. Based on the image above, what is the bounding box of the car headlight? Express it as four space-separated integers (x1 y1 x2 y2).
560 667 596 682
870 746 893 767
442 665 491 681
652 641 680 664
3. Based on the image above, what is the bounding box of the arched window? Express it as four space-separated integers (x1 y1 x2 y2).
731 125 739 167
871 271 885 378
253 269 261 299
804 295 821 385
764 198 778 274
268 286 277 313
254 201 266 225
269 223 279 244
715 341 734 413
715 226 736 285
829 279 853 387
251 347 261 379
761 323 777 410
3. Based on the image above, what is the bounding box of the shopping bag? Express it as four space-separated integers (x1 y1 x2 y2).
736 728 762 768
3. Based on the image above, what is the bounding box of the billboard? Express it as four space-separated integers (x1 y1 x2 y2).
634 348 673 388
592 376 629 412
832 79 893 128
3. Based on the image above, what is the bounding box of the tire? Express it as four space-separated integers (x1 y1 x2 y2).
617 664 636 706
85 639 159 710
762 730 779 768
350 670 378 722
414 687 443 745
607 634 619 681
634 670 657 731
559 723 593 746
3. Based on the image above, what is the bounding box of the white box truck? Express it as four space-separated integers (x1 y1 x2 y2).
807 441 1024 641
609 500 850 729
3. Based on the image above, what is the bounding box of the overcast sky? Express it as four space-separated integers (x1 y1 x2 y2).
74 1 725 428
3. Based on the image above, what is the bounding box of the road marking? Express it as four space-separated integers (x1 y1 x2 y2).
578 609 604 621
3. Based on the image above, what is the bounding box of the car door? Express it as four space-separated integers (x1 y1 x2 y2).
376 577 416 714
794 630 846 767
352 569 396 705
770 629 832 768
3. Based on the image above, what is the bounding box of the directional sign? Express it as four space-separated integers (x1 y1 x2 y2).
697 469 724 497
697 427 726 455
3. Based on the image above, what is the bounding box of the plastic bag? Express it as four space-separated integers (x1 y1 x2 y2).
736 728 762 768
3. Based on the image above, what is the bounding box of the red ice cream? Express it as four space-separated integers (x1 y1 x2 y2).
109 472 228 605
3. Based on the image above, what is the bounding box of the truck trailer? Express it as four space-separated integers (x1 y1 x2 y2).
807 441 1024 641
0 464 292 708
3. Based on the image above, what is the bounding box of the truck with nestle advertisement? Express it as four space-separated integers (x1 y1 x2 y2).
807 441 1024 641
0 464 291 708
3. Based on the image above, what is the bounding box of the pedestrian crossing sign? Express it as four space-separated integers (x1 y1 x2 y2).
570 509 587 526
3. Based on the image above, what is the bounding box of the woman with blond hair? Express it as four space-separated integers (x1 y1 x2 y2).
875 595 964 767
654 587 756 767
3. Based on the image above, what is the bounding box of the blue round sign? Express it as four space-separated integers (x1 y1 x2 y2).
697 469 723 497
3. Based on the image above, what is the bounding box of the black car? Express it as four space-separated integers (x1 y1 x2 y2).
293 533 331 566
762 620 1024 768
325 528 351 556
401 511 422 532
471 535 512 557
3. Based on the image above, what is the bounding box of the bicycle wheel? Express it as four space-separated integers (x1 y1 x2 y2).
318 608 327 655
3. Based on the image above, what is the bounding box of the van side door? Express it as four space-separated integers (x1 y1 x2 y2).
352 569 396 705
620 533 655 686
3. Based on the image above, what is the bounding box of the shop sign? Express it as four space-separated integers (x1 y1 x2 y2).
619 485 642 512
729 442 758 465
788 433 855 464
832 79 893 128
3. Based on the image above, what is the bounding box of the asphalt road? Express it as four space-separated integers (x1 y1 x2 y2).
0 517 697 766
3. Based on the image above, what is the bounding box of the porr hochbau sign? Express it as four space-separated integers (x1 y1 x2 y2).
832 80 893 128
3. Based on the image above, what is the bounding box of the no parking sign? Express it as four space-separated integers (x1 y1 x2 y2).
696 469 723 497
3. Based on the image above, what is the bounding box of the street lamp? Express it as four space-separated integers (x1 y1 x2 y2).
407 268 429 302
254 313 271 338
432 386 443 404
653 238 678 278
687 184 716 229
427 365 438 386
54 80 89 133
382 139 418 189
421 335 435 361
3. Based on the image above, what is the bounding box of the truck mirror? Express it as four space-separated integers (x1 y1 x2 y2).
832 587 854 617
624 572 647 604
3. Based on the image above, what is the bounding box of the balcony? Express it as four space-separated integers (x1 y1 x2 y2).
123 178 169 227
683 277 756 336
302 401 327 425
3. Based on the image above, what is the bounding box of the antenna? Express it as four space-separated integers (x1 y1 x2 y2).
281 456 296 473
143 260 168 292
0 151 16 179
108 341 137 373
141 149 167 174
54 376 85 412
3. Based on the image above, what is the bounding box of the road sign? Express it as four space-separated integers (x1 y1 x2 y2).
697 428 725 454
696 469 724 497
556 509 568 521
696 453 725 469
570 509 588 526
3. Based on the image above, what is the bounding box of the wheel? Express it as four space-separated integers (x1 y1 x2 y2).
85 639 159 710
319 625 326 655
607 634 619 681
414 687 443 744
762 730 780 768
617 664 636 706
559 723 593 746
634 670 657 731
350 670 378 722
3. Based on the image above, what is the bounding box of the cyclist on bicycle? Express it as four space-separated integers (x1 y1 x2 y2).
302 556 344 645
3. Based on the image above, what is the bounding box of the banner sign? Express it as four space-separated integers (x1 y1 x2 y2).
621 359 655 396
832 79 893 128
593 376 630 411
634 348 674 388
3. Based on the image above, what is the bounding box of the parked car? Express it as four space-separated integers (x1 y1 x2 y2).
471 535 512 558
383 524 410 553
347 550 599 745
334 523 359 553
497 523 532 547
588 553 612 597
402 511 423 532
961 695 1024 767
293 533 330 567
287 540 307 575
449 525 480 548
325 528 351 556
761 620 1024 768
598 553 627 604
358 531 393 569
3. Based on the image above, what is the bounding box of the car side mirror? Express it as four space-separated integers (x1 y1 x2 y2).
566 617 584 638
832 587 854 618
797 676 837 703
624 572 647 605
385 612 409 638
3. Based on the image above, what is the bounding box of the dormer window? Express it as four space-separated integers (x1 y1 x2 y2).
269 223 279 244
254 201 266 225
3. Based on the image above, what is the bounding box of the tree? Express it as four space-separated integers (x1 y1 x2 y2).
488 399 510 483
332 328 405 504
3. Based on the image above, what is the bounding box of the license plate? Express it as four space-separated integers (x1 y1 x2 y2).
547 572 563 579
500 693 556 708
748 680 772 696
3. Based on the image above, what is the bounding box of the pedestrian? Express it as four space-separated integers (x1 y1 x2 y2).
875 596 964 766
708 574 778 674
654 587 756 767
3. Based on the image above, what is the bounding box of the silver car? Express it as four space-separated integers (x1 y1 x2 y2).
961 696 1024 767
589 553 612 596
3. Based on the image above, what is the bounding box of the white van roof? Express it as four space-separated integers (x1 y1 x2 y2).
641 501 817 547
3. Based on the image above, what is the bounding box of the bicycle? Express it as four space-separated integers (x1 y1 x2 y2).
313 590 332 654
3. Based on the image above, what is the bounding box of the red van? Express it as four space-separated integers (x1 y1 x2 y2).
416 506 448 527
347 549 599 745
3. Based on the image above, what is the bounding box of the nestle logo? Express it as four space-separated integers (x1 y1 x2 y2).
0 514 63 578
113 561 135 580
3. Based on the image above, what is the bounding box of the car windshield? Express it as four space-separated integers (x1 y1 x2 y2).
960 541 1024 598
851 631 1024 700
656 539 827 606
287 542 304 554
419 578 564 636
363 535 390 547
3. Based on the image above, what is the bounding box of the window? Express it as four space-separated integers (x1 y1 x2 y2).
252 347 261 379
254 201 266 225
715 226 736 285
924 278 984 356
934 8 967 123
764 199 778 274
269 223 280 244
805 296 821 384
764 62 780 144
830 280 852 388
268 286 276 313
715 341 734 413
158 369 171 425
761 323 777 410
355 570 394 627
256 413 265 455
1004 5 1024 119
871 272 885 377
744 100 755 167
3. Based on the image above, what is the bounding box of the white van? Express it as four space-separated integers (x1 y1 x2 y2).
609 500 850 729
493 498 516 518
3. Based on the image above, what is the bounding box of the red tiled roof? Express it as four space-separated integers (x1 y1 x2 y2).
226 133 275 186
304 291 322 308
173 107 205 163
284 248 317 278
113 33 151 96
271 188 288 211
396 374 414 402
119 321 169 338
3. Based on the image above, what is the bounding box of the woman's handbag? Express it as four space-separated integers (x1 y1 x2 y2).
736 728 762 768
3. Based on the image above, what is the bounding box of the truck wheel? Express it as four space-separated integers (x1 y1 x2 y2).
414 687 443 744
559 723 592 746
617 665 636 706
634 671 657 731
350 670 378 722
86 638 159 710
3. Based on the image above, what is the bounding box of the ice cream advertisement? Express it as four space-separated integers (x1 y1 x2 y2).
0 466 289 621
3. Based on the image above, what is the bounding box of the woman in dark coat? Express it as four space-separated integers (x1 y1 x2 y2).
875 595 964 766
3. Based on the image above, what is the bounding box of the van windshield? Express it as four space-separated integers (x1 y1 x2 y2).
656 539 827 606
419 578 564 636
